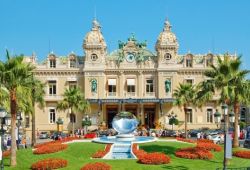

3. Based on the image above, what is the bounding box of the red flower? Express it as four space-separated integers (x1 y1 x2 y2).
175 147 213 160
233 151 250 159
33 143 68 154
196 142 222 152
84 133 97 139
3 150 11 158
176 137 196 143
197 139 214 144
81 162 111 170
31 158 67 170
138 152 171 165
92 144 112 158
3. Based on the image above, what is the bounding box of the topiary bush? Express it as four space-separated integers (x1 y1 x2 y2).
33 143 68 154
233 150 250 159
175 147 213 160
138 152 171 165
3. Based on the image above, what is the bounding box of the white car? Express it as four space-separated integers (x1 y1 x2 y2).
211 135 224 144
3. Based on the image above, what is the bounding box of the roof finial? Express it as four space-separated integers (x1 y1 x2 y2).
92 18 101 31
163 17 171 32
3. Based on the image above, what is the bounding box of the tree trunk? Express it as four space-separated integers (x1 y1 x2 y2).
10 90 17 166
184 106 188 139
233 102 240 148
31 97 36 146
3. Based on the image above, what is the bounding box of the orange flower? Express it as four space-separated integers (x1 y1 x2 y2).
31 158 67 170
81 162 111 170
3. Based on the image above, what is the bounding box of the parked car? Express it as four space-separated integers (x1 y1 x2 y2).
50 132 67 140
243 138 250 149
39 132 49 139
211 134 224 144
189 130 201 138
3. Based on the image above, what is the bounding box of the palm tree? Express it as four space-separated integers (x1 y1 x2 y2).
56 87 90 135
0 50 35 166
173 83 196 138
30 77 45 146
197 55 250 147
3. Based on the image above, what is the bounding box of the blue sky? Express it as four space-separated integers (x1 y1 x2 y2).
0 0 249 73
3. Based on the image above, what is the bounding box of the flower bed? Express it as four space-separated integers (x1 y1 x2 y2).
138 152 171 165
197 139 214 144
3 150 11 158
176 137 196 143
132 144 170 164
92 144 112 158
196 142 222 152
31 158 67 170
233 150 250 159
84 133 97 139
132 144 147 159
33 143 68 154
80 162 111 170
34 136 79 148
175 147 213 160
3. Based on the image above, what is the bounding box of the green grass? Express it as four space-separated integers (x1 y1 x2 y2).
4 141 250 170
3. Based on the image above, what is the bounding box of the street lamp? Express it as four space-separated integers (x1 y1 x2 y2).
168 111 178 131
82 114 91 136
0 108 7 170
214 104 235 170
16 112 22 147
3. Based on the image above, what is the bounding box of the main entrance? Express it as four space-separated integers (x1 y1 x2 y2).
144 108 155 128
106 107 118 128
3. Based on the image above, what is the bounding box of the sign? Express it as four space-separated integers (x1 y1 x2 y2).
225 133 232 159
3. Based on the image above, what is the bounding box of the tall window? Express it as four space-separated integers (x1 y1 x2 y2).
186 55 193 67
69 81 77 89
25 115 30 128
207 108 213 123
146 79 154 93
185 79 193 85
70 59 76 68
70 113 76 123
48 80 56 95
187 108 193 123
108 79 116 96
49 59 56 68
49 108 56 123
206 55 213 67
127 79 135 96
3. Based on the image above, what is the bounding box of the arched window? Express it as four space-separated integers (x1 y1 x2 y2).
91 54 98 61
206 54 213 67
186 55 193 67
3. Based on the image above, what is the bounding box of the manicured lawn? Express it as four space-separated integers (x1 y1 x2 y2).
3 141 250 170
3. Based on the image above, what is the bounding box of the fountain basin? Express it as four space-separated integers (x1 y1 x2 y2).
92 136 157 144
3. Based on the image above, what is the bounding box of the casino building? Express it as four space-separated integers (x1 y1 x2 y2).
24 19 235 136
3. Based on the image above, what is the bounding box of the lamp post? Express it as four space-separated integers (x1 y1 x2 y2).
0 108 7 170
168 111 178 131
82 114 91 136
214 104 235 170
16 112 22 147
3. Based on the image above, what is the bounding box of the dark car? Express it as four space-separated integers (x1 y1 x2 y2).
50 132 67 140
161 130 177 137
189 130 201 138
243 138 250 149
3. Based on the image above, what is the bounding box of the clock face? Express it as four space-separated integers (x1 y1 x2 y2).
164 53 172 60
126 54 135 62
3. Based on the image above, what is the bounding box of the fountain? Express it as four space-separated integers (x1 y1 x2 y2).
92 111 157 159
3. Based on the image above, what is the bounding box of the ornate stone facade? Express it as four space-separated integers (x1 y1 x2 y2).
23 19 237 137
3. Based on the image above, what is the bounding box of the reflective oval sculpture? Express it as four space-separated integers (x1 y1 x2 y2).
112 111 139 134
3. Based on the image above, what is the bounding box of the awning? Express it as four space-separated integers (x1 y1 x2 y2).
67 77 77 81
87 98 175 103
108 79 116 85
127 79 135 85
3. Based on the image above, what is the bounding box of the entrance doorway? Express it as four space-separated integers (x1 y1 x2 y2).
144 108 155 128
125 105 137 117
107 107 118 128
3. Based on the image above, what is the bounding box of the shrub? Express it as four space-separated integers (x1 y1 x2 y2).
31 158 67 170
138 152 171 165
33 144 68 154
3 150 11 158
175 147 213 160
233 150 250 159
92 144 112 158
196 142 222 152
176 137 196 143
34 136 79 148
80 162 111 170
